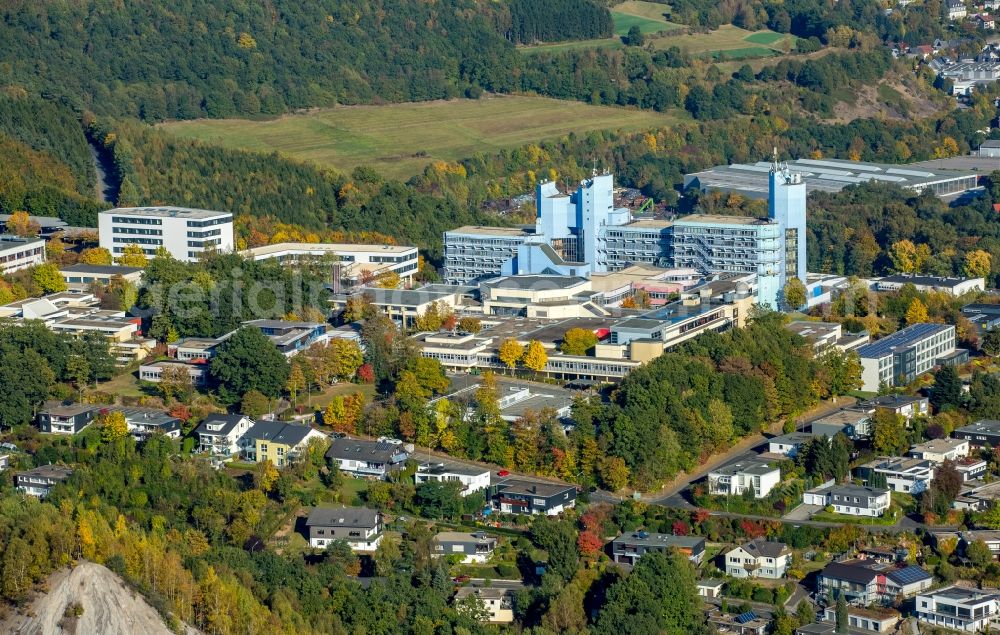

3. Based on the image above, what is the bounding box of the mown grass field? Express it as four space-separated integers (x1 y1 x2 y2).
653 25 794 55
160 95 682 180
611 1 683 35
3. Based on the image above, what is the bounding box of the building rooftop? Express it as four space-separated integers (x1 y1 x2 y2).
910 438 968 454
858 394 927 410
305 506 379 528
326 438 407 463
433 531 496 544
955 419 1000 436
494 478 576 498
245 421 318 446
625 218 674 229
241 242 416 257
17 464 74 480
111 406 181 428
857 323 953 358
711 459 776 477
101 206 232 219
674 213 775 226
612 531 705 549
39 401 99 418
483 275 589 292
878 273 982 288
768 432 815 446
445 225 534 237
740 538 790 559
0 233 45 247
59 264 143 276
194 414 251 437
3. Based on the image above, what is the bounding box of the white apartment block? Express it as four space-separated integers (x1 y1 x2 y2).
99 206 234 263
0 234 45 274
857 323 956 391
916 586 1000 632
241 242 419 283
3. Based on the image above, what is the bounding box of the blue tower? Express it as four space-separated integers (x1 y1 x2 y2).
768 150 807 291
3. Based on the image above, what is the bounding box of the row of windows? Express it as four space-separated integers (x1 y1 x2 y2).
114 237 162 245
0 246 43 263
186 217 231 228
187 228 221 238
112 216 161 225
113 227 162 235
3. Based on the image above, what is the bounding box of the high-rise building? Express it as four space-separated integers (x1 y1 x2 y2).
443 164 807 309
99 206 234 263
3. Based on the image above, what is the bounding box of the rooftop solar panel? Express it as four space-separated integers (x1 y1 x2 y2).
736 612 758 624
888 566 930 584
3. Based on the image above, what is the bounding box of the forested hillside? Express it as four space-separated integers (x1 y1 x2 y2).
0 0 519 120
506 0 613 44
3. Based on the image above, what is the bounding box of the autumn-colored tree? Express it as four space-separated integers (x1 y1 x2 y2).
458 316 482 334
32 263 67 293
5 210 40 237
889 239 930 273
905 298 930 325
79 247 114 265
240 389 270 418
577 530 603 556
324 396 346 428
98 410 129 442
375 271 400 289
66 354 90 397
441 313 458 331
498 338 524 373
561 327 598 356
782 277 807 310
159 365 194 402
671 520 690 536
522 340 548 372
871 407 907 455
285 363 305 405
964 249 992 279
253 459 279 492
599 456 629 490
115 243 148 267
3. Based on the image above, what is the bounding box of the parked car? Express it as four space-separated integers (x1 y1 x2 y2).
497 470 510 477
453 575 471 583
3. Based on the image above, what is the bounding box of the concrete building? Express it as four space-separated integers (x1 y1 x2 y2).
479 275 605 318
113 406 182 440
724 539 792 579
874 273 985 297
305 506 382 551
241 242 419 284
0 234 45 274
415 463 491 496
98 206 234 262
442 225 535 284
330 284 475 329
454 586 514 623
909 438 969 462
432 531 497 563
856 323 957 391
786 320 869 352
707 459 780 498
610 532 706 565
979 140 1000 157
818 559 932 606
0 213 68 238
916 586 1000 632
803 483 890 517
856 394 929 421
858 456 936 494
809 408 873 439
138 360 209 386
684 157 979 199
59 264 143 289
15 465 73 498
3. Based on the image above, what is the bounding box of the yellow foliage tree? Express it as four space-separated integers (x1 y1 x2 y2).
116 244 148 268
99 410 130 442
375 271 400 289
964 249 992 279
80 247 113 265
6 210 40 237
521 340 548 373
498 338 524 373
905 298 930 325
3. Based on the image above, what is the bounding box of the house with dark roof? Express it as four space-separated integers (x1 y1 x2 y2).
305 506 382 551
36 401 99 435
16 465 74 498
194 414 255 458
244 421 326 467
856 394 929 421
707 609 770 635
325 437 410 479
954 419 1000 448
818 559 932 605
432 531 497 564
724 539 792 579
493 478 576 515
610 531 706 565
803 483 891 517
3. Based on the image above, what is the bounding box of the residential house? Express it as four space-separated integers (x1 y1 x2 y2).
954 419 1000 448
724 539 792 579
856 394 929 421
809 409 873 440
112 406 182 440
975 13 996 29
36 401 99 435
767 431 815 458
0 455 8 471
432 531 497 564
305 506 382 551
908 438 969 462
857 457 935 494
803 483 890 517
707 459 780 498
610 531 706 565
494 479 576 515
954 456 988 481
454 587 514 624
959 530 1000 560
820 606 901 633
818 559 932 605
16 465 73 498
916 586 1000 632
244 421 326 466
415 462 491 496
325 438 410 479
706 610 770 635
194 414 255 459
698 578 725 599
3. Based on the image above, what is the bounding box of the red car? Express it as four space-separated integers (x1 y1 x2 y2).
497 470 510 477
453 575 471 583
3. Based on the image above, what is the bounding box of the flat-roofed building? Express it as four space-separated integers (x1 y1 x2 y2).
809 408 874 439
875 273 985 296
0 234 45 274
16 465 73 497
241 242 419 284
857 323 957 391
786 320 870 352
454 586 515 623
432 531 497 563
443 225 535 284
415 462 491 496
916 586 1000 632
954 419 1000 447
36 401 100 435
59 264 143 289
139 360 209 386
479 274 605 319
99 206 233 262
331 284 475 328
856 394 929 421
909 438 969 463
768 432 815 457
858 456 936 494
610 531 706 565
707 459 780 498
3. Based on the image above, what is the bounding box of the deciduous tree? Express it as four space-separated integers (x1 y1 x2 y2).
561 327 598 356
498 338 524 373
521 339 548 372
116 243 148 268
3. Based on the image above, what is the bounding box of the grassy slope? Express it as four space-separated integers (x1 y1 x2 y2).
159 95 682 180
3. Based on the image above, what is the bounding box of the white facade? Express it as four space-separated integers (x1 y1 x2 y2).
707 461 780 498
857 323 956 391
803 483 891 517
916 586 1000 632
909 438 969 463
0 235 45 274
241 242 419 283
415 463 491 496
724 541 791 579
99 206 234 263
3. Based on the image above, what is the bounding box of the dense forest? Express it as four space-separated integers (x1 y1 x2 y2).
505 0 613 44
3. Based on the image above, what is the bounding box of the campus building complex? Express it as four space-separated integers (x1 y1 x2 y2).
99 206 234 263
856 323 958 391
443 161 806 308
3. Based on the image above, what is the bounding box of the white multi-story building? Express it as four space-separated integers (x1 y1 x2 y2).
707 460 780 498
241 242 419 284
0 234 45 274
857 323 957 391
99 206 234 263
916 586 1000 632
860 457 936 494
724 539 792 579
803 483 890 517
909 438 969 463
415 462 491 496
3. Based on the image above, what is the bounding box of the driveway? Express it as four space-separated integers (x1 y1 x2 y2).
783 504 822 522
